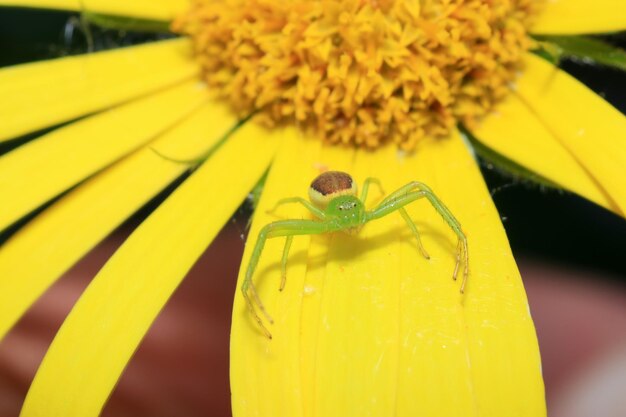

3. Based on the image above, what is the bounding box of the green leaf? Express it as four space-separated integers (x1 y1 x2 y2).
533 35 626 71
249 170 268 211
531 41 563 66
460 127 560 190
151 113 257 168
83 12 171 33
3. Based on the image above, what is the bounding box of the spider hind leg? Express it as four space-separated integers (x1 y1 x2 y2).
280 236 294 291
242 219 332 338
459 237 469 293
241 282 273 339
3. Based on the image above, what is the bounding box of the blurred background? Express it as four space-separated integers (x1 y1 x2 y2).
1 8 625 417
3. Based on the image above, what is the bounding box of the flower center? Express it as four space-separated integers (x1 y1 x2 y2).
173 0 541 150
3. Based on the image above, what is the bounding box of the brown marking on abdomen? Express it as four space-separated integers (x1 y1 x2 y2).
310 171 353 196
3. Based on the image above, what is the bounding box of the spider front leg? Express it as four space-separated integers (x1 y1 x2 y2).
409 184 468 291
367 188 469 293
242 219 332 338
267 197 326 219
360 177 385 203
387 183 468 288
362 179 429 257
397 207 431 259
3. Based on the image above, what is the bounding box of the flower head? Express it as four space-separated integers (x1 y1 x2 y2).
175 0 540 148
0 0 624 416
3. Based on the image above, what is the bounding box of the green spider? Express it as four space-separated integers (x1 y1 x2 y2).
242 171 469 338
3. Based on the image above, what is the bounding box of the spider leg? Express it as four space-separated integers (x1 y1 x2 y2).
243 219 333 338
398 207 430 259
241 281 272 339
452 240 461 282
280 236 294 291
267 197 326 219
378 181 424 205
367 187 469 292
360 177 385 204
366 191 429 256
366 191 427 221
413 185 469 293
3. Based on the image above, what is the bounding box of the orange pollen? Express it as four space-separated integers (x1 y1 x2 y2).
173 0 543 150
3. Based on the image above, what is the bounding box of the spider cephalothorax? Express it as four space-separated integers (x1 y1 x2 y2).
243 171 468 338
326 195 365 233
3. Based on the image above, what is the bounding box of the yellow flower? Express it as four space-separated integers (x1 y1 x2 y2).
0 0 624 416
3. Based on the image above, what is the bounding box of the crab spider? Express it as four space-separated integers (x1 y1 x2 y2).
242 171 469 338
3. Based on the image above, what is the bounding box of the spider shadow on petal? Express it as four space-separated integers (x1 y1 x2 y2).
253 221 457 284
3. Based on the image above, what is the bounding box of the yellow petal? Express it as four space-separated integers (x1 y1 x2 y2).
0 38 197 142
0 80 208 231
231 130 545 416
516 53 626 215
470 93 619 214
20 121 280 417
531 0 626 34
0 100 236 341
0 0 188 20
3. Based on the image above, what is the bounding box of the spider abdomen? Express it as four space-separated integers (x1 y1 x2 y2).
308 171 357 208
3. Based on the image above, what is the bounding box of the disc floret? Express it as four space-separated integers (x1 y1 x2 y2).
174 0 540 149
